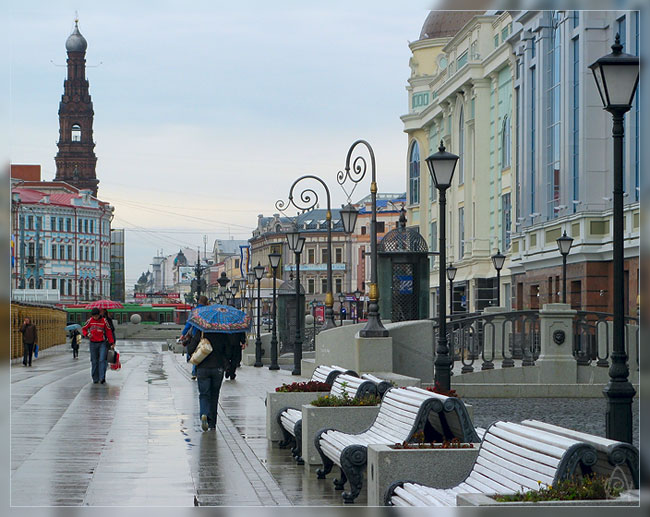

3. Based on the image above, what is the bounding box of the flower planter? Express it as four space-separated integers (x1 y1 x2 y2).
367 443 480 506
456 490 640 506
265 391 329 442
302 404 380 465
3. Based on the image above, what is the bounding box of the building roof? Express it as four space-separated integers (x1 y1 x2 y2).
12 184 111 210
419 11 477 40
214 239 249 256
66 20 87 52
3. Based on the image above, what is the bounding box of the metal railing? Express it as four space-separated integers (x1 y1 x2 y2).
573 311 639 369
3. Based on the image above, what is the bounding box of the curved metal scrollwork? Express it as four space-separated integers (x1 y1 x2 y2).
337 139 376 201
277 174 331 214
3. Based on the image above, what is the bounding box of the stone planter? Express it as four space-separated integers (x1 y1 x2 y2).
367 444 480 506
265 391 329 442
302 404 380 465
456 490 640 506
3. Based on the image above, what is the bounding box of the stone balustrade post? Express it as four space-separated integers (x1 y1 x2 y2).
537 303 577 384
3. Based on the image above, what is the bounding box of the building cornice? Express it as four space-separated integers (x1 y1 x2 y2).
409 37 450 52
442 15 497 53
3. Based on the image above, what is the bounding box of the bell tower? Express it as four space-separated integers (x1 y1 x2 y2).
54 20 99 195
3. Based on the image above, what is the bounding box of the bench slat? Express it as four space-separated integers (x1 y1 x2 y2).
484 433 560 468
521 420 622 451
496 422 581 450
480 448 555 486
475 456 541 491
489 426 567 459
481 441 558 478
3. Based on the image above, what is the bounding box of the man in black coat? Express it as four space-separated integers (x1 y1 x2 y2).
187 331 228 431
225 331 247 380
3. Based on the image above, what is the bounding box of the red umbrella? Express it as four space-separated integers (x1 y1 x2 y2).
84 299 123 310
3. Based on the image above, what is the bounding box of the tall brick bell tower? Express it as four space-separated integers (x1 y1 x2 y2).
54 20 99 195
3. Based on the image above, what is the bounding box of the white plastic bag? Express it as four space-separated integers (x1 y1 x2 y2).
189 333 213 365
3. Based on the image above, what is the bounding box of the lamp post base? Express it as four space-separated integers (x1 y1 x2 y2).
359 302 388 338
603 379 636 444
254 338 263 368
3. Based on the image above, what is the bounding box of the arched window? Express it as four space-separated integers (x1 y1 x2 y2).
85 279 90 300
28 278 34 289
501 115 511 169
91 280 95 297
79 281 84 297
409 141 420 205
71 124 81 142
458 107 465 184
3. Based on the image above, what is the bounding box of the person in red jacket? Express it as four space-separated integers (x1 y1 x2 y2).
82 308 115 384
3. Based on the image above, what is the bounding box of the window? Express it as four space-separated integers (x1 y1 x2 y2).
85 246 89 261
85 279 89 299
71 124 81 142
321 278 328 294
68 245 72 260
58 218 64 231
502 193 512 250
360 226 367 235
335 278 342 294
458 107 464 184
308 278 315 294
494 34 499 48
235 259 240 268
51 245 56 259
52 278 57 290
335 248 342 263
321 248 328 264
79 281 84 296
501 115 511 169
377 221 385 233
27 215 34 230
572 37 580 212
60 245 65 260
28 242 34 259
78 219 83 233
573 10 579 28
67 279 72 296
50 217 56 230
429 222 437 270
36 216 42 230
515 87 521 221
546 12 562 219
66 218 71 232
618 16 626 51
29 278 34 289
456 51 468 70
90 246 95 261
60 279 65 295
90 220 94 233
91 280 95 297
84 220 88 233
409 141 420 205
308 248 315 264
458 207 465 259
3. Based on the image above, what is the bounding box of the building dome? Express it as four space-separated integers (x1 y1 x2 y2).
173 249 188 267
419 11 476 40
65 21 87 52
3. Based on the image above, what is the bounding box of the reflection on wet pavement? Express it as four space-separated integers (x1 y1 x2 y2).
11 340 358 507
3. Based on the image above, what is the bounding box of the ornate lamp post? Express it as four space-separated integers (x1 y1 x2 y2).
277 176 337 331
556 231 574 304
246 271 255 316
268 252 282 371
229 282 239 307
337 140 388 337
338 293 346 325
426 140 459 392
253 262 265 368
353 288 362 323
284 233 305 375
446 264 457 315
225 289 233 306
491 250 506 306
590 34 639 444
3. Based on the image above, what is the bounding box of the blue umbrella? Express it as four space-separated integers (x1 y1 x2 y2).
65 323 82 331
188 304 251 333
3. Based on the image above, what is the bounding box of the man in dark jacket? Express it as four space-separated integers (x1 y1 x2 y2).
19 317 37 367
225 331 247 380
187 331 228 431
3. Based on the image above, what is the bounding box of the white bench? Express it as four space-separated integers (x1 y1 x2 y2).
278 373 380 464
385 420 609 506
314 386 480 503
520 420 639 489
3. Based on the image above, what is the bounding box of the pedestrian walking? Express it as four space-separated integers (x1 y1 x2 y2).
70 328 81 359
225 331 247 380
181 295 208 380
82 307 115 384
187 331 228 431
19 317 37 367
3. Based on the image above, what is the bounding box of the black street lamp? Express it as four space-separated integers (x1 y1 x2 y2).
426 140 459 392
556 231 574 304
285 235 305 375
338 140 389 337
338 293 346 325
353 288 362 323
268 252 282 371
590 34 639 444
193 249 209 301
246 271 255 316
446 264 457 316
225 289 233 306
491 250 506 307
253 261 265 368
277 176 337 331
229 282 239 307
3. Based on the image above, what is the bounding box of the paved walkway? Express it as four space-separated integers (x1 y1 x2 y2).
10 339 639 506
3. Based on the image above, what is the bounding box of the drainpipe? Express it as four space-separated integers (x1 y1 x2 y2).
35 215 40 288
74 206 78 304
19 207 25 288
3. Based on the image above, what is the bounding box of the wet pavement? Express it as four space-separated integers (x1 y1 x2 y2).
10 339 639 507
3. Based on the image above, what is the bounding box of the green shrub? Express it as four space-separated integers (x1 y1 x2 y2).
494 474 623 502
310 390 381 407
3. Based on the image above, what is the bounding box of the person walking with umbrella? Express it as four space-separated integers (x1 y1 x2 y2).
181 295 209 380
186 303 251 431
83 308 115 384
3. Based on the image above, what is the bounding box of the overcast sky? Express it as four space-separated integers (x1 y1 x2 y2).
9 0 439 284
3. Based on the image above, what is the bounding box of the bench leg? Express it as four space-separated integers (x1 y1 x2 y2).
315 429 335 479
294 421 304 465
339 445 367 504
333 468 347 490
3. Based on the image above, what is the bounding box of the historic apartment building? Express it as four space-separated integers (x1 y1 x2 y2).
508 10 640 315
403 11 517 315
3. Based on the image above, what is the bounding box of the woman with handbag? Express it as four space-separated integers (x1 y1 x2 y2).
187 331 229 432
